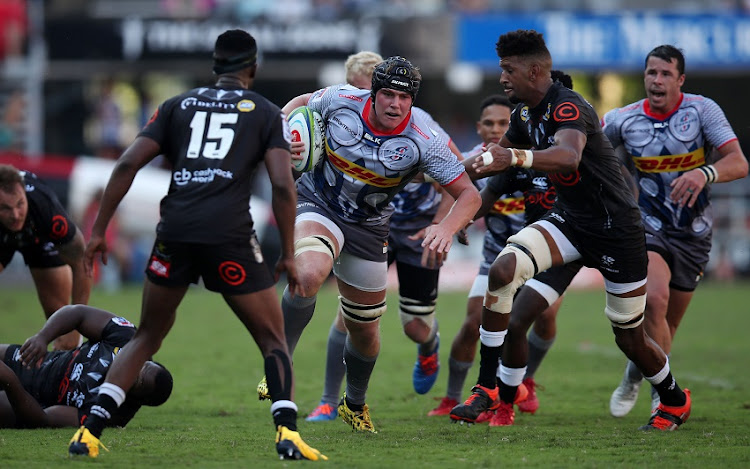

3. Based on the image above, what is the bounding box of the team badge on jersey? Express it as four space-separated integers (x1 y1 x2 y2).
111 317 135 328
379 137 418 171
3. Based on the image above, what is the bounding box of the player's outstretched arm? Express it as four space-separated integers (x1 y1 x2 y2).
265 147 300 293
19 305 117 367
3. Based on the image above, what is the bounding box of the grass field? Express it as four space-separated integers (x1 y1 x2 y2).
1 280 749 468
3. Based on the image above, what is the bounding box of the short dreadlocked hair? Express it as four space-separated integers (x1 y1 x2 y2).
495 29 551 64
213 29 258 75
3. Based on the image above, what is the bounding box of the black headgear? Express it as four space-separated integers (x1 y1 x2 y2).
213 30 258 75
371 56 421 102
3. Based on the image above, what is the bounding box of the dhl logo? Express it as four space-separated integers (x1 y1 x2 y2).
632 148 705 173
491 197 525 215
327 148 403 188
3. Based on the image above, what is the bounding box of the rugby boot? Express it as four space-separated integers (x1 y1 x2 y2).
449 385 499 424
306 401 338 422
639 389 691 431
427 396 458 416
517 378 539 413
275 425 328 461
257 375 270 400
413 340 440 395
489 401 515 427
338 393 377 433
609 375 642 417
68 426 108 458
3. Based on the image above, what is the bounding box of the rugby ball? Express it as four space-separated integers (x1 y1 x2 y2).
287 106 325 172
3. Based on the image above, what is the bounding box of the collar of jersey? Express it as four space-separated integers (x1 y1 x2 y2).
362 97 412 136
643 92 684 120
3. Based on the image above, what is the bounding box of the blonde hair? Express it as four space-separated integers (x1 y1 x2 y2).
345 51 384 84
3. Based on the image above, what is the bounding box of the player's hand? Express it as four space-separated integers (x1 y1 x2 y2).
670 169 707 208
472 144 512 174
84 234 109 277
19 334 48 368
456 225 471 246
419 224 453 269
290 140 306 162
275 255 301 297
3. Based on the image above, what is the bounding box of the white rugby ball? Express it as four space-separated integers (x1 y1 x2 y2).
287 106 325 172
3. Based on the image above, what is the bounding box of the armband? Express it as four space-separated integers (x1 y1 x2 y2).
510 148 534 168
697 164 718 184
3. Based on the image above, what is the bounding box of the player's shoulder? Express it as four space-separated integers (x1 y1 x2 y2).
681 92 720 110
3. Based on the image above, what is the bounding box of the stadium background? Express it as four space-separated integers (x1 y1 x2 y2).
1 0 749 290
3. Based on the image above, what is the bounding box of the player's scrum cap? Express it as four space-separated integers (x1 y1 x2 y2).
371 56 421 101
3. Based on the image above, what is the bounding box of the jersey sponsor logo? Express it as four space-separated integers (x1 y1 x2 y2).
172 167 234 186
542 103 551 122
327 150 404 188
111 317 135 328
519 106 530 122
631 148 705 173
49 215 69 239
526 189 556 210
491 196 525 215
86 343 99 358
236 99 255 112
549 170 580 186
57 349 80 403
180 97 235 110
148 255 171 278
70 362 84 381
410 122 430 140
553 102 580 122
218 260 246 286
338 94 363 102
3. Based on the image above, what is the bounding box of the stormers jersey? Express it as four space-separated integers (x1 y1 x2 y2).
390 107 452 231
505 82 640 229
602 93 737 239
464 143 525 252
0 171 77 267
140 85 290 244
300 85 464 225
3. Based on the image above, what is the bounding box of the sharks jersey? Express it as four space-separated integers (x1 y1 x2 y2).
390 107 452 231
0 171 77 267
505 82 640 229
300 85 464 225
5 317 136 424
602 93 737 239
140 85 290 244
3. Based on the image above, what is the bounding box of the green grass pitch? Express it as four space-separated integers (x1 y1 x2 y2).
1 280 748 468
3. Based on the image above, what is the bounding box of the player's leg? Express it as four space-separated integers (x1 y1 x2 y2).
518 296 561 414
333 253 387 433
450 223 562 423
282 214 342 357
396 260 441 394
29 266 80 350
607 282 691 431
307 312 346 422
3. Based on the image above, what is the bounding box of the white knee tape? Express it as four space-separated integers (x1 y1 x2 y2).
294 235 335 259
339 296 386 324
398 296 436 333
507 227 553 273
605 293 646 329
484 244 536 314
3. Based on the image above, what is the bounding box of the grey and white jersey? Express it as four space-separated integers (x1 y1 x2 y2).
602 93 738 239
299 85 464 226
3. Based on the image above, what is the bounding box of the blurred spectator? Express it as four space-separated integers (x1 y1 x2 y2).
0 0 26 60
0 90 25 151
86 78 124 160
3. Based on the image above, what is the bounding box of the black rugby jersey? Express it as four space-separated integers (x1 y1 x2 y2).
0 171 77 266
504 82 640 228
140 86 290 244
14 317 136 424
486 167 556 227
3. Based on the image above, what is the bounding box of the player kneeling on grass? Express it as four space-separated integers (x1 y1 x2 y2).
0 305 172 433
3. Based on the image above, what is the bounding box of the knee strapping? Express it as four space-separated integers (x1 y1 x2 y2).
398 295 436 333
605 293 646 329
484 245 536 314
339 296 386 324
294 235 335 259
